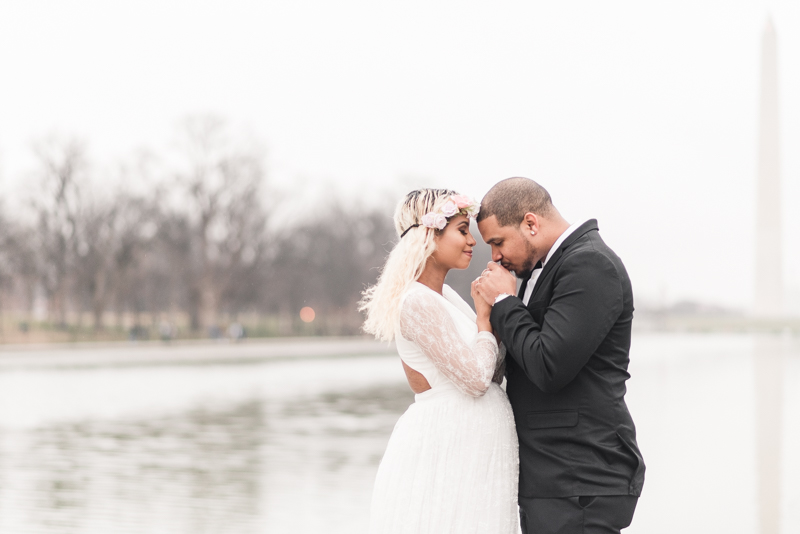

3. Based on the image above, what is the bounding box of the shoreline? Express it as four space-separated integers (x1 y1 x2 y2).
0 336 397 370
1 331 798 371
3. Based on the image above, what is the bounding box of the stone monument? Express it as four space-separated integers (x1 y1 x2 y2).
754 18 783 317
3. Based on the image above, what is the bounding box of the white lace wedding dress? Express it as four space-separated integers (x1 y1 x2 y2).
369 282 520 534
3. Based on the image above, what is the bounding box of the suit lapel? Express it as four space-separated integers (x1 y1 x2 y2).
528 219 599 305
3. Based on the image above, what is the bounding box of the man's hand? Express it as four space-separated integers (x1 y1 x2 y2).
475 262 517 305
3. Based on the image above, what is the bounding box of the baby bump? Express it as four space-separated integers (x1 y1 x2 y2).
401 383 516 440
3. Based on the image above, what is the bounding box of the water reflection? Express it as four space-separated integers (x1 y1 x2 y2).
754 336 786 534
0 335 797 534
261 384 413 533
0 365 412 534
10 401 264 533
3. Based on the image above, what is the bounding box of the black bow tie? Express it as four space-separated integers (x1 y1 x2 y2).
522 261 543 283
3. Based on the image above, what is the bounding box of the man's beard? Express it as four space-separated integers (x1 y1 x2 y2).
511 240 538 280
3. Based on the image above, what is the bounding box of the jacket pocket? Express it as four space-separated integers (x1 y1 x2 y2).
526 410 579 429
615 430 645 494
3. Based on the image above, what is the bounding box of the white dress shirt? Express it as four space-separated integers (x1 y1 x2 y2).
518 219 590 306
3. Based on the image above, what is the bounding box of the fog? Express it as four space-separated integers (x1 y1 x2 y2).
1 0 799 312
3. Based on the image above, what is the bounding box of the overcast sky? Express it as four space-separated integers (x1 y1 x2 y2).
1 0 798 312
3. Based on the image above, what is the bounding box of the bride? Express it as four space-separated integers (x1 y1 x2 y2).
360 189 519 533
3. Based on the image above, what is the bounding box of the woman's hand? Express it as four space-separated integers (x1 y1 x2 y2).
471 279 493 333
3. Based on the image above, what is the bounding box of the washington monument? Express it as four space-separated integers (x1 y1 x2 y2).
754 18 783 317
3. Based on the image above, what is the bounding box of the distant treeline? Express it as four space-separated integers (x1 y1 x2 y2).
0 117 489 341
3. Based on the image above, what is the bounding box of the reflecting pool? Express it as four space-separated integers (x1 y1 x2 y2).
0 333 797 533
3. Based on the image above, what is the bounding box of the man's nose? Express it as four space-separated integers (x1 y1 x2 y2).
492 248 502 262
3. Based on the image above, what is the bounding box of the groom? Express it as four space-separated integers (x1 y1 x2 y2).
474 177 645 534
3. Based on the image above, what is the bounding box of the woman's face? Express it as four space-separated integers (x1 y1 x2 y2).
430 214 477 270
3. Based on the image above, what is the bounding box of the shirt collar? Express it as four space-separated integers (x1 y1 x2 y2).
543 218 590 267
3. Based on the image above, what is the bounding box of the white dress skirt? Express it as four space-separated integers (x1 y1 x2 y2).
368 283 520 534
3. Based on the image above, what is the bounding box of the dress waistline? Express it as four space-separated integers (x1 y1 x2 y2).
414 381 465 403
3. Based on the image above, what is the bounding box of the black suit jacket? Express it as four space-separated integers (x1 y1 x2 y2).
490 219 645 499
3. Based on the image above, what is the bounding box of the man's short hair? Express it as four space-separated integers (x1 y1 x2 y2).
477 177 554 227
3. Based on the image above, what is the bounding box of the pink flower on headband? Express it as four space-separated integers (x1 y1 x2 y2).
451 195 473 209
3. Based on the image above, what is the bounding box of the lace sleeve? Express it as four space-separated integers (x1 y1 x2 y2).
399 289 499 397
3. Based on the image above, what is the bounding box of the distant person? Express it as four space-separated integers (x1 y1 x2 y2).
159 320 174 342
228 322 244 341
474 177 645 534
360 189 519 533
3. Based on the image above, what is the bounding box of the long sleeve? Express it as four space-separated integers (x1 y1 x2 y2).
492 343 507 385
400 290 499 397
490 249 623 393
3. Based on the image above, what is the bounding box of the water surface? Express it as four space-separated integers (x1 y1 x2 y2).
0 334 797 533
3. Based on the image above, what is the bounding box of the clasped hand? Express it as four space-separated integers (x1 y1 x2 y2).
472 262 517 311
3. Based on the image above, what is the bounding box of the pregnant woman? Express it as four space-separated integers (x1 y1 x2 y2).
360 188 519 534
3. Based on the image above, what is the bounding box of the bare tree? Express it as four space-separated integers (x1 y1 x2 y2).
0 206 21 320
73 191 159 330
0 124 414 340
264 203 396 334
172 116 269 331
31 137 86 325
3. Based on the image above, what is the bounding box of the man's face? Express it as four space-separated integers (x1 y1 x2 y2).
477 215 538 279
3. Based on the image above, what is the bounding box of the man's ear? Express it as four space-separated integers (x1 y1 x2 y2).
521 213 539 235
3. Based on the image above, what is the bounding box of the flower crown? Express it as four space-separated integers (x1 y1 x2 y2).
400 195 481 238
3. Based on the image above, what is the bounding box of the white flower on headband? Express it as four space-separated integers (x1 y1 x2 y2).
421 196 479 230
421 212 448 230
440 200 459 217
400 194 481 238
